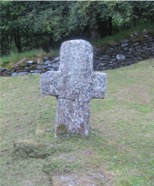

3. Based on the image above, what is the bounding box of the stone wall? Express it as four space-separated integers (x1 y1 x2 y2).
0 33 153 76
93 34 154 70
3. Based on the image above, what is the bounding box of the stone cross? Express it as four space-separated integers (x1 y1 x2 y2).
41 40 107 137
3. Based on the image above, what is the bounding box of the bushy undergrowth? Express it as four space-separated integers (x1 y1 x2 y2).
0 49 59 68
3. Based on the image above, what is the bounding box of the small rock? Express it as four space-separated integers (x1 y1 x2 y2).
30 70 41 74
17 72 29 76
36 65 46 70
0 68 7 72
54 67 59 71
116 54 126 61
122 47 128 51
37 58 43 64
133 42 140 46
11 72 18 76
44 60 52 65
120 39 129 44
99 55 110 60
11 72 28 76
54 57 60 62
26 60 34 65
51 63 59 69
43 57 49 62
121 43 128 47
47 68 54 71
128 47 134 52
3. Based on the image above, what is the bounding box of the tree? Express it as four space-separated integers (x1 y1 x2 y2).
131 1 154 25
0 1 153 55
67 1 133 39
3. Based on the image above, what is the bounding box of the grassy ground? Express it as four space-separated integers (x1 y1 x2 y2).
0 59 154 186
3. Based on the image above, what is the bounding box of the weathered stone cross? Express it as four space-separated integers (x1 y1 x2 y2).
41 40 107 137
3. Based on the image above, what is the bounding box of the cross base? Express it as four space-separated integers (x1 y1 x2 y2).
55 99 90 137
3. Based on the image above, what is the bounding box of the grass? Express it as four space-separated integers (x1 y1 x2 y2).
0 48 59 68
0 59 154 185
93 23 154 47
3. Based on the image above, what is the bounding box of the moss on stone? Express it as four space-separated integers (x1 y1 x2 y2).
56 124 70 137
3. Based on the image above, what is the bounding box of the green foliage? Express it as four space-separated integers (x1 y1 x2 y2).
0 1 154 55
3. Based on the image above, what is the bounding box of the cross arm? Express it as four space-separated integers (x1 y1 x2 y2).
92 72 107 99
40 71 62 96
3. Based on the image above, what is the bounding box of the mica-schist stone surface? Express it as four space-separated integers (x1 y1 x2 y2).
41 39 107 137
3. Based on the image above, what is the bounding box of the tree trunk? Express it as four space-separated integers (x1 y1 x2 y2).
14 30 22 52
89 25 100 40
0 35 10 55
108 16 112 35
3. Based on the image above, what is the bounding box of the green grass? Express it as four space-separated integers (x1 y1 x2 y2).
93 23 154 46
0 48 59 68
0 59 154 185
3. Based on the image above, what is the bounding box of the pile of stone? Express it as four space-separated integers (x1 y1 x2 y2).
0 57 60 76
93 34 154 70
0 33 153 77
